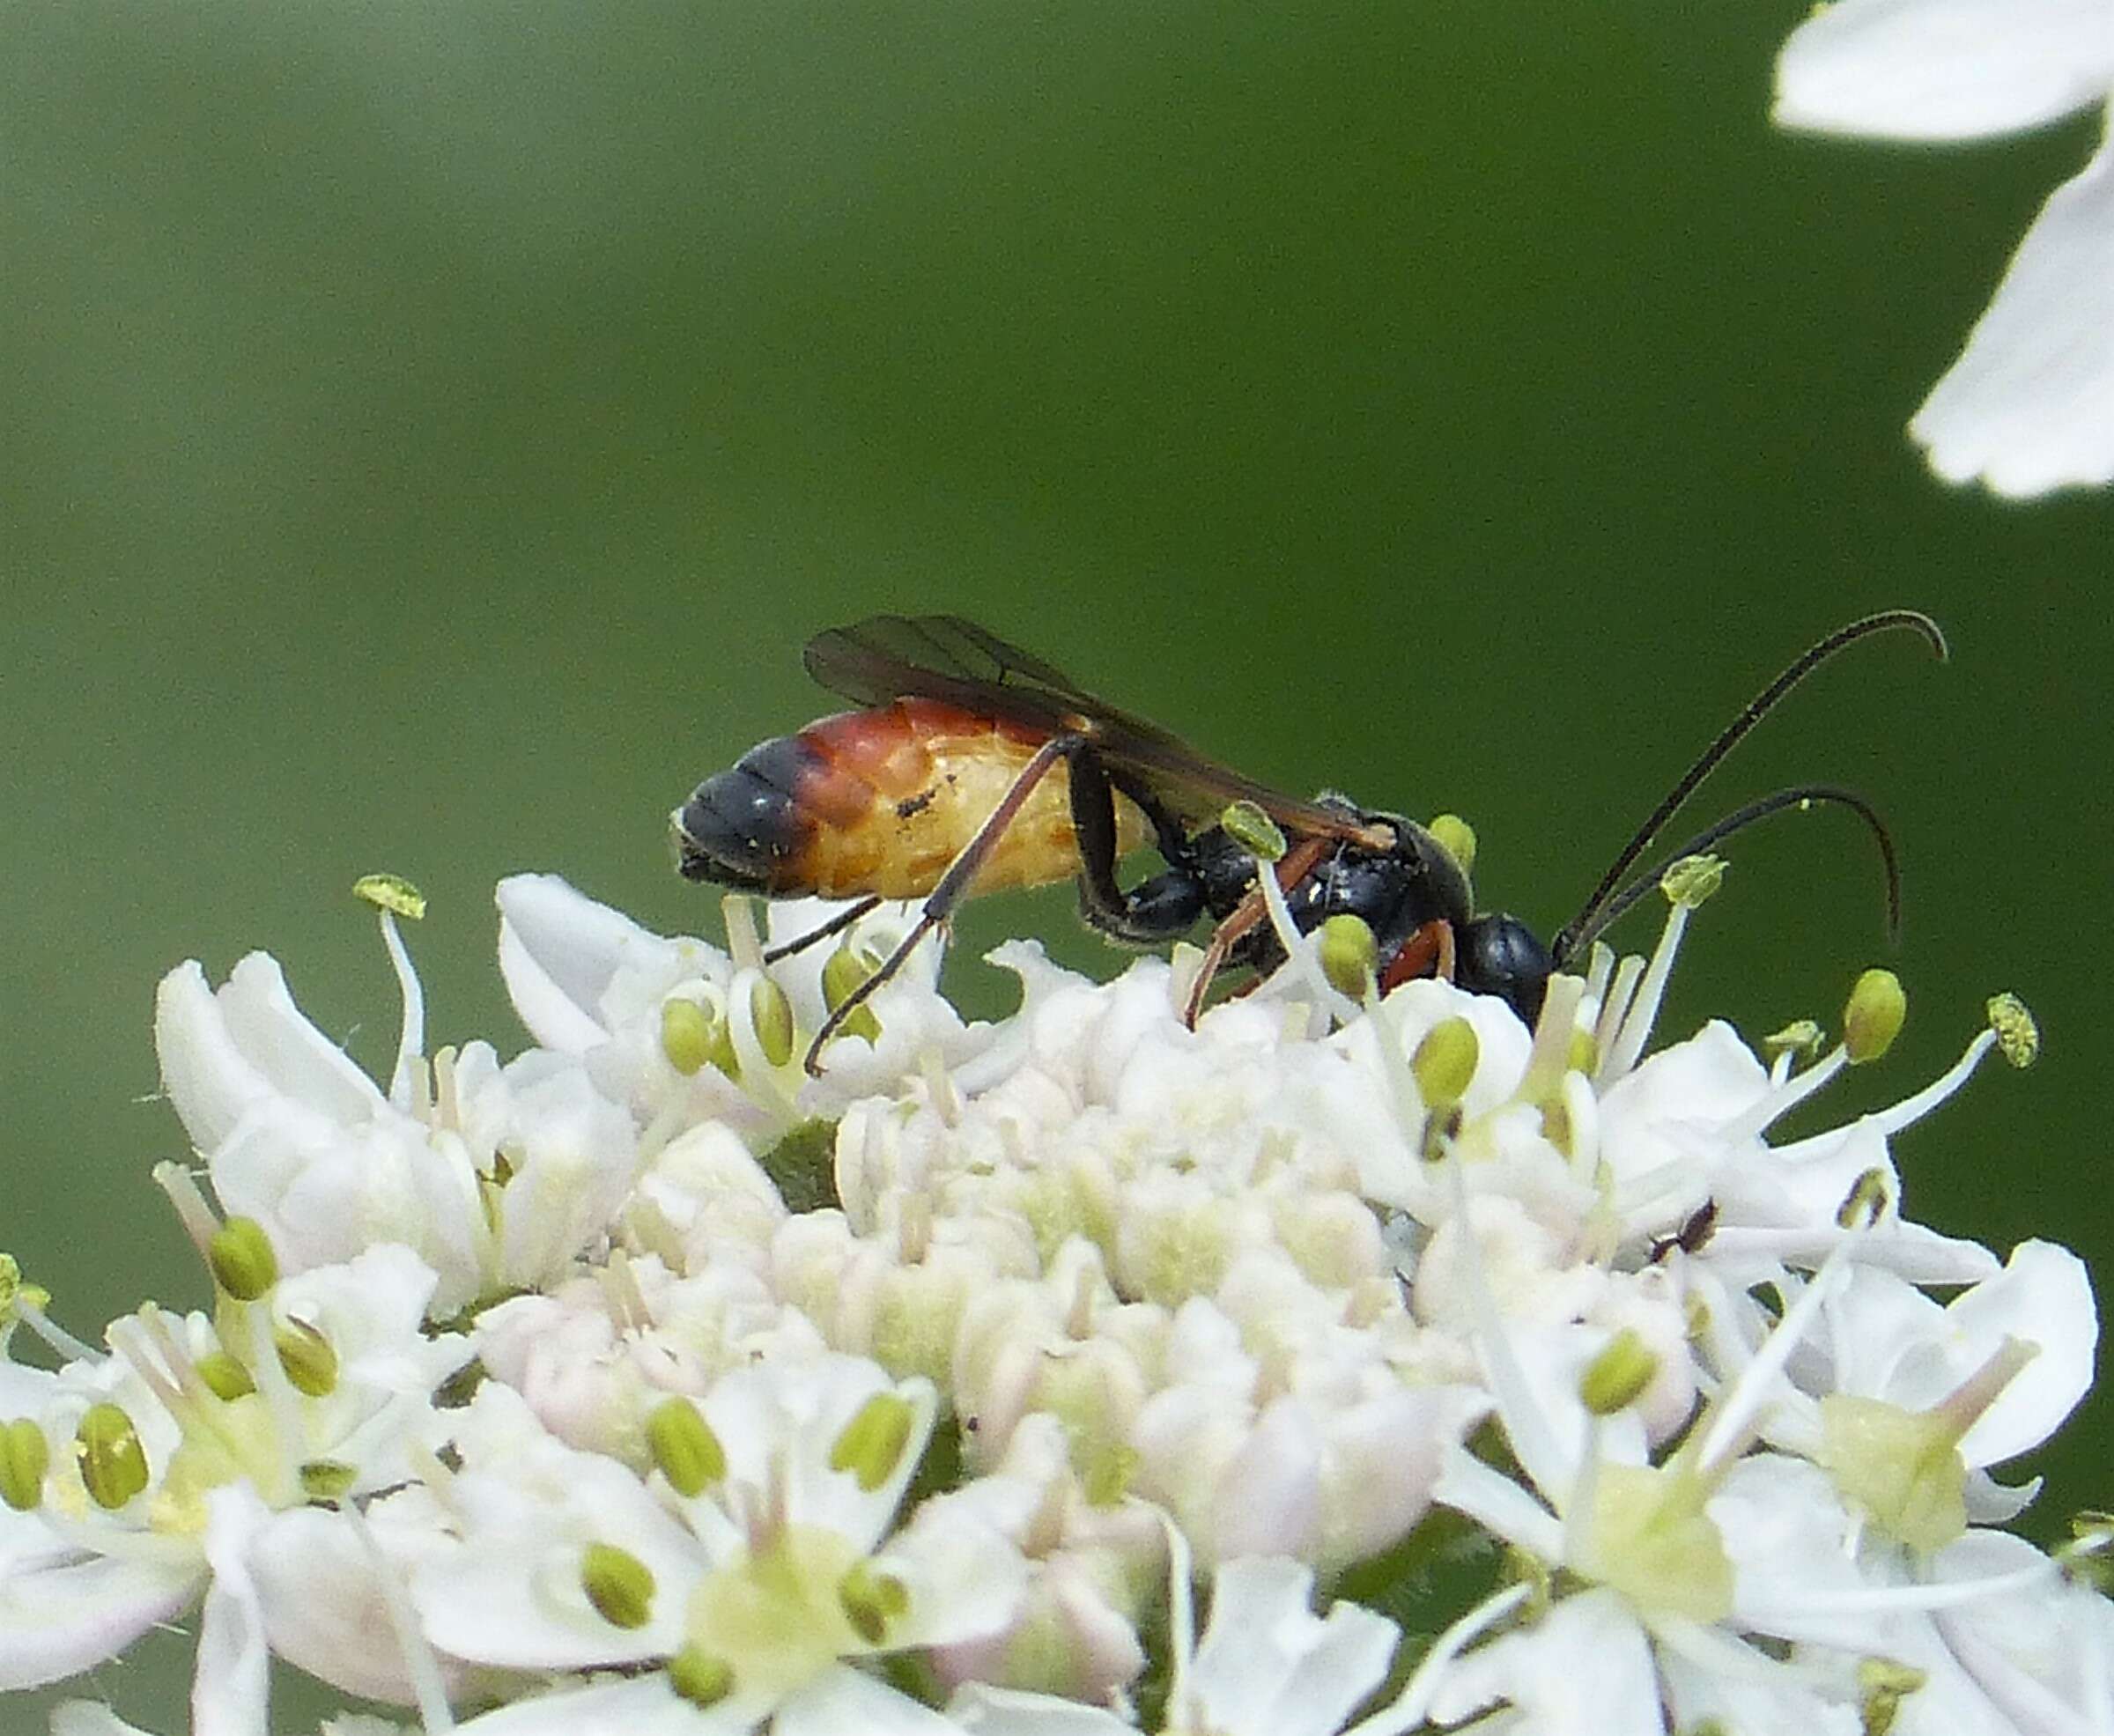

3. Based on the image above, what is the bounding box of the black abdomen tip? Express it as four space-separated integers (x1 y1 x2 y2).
671 734 820 891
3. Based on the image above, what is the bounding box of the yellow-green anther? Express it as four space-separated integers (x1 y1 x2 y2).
580 1541 657 1629
829 1391 917 1492
669 1644 735 1710
1412 1016 1481 1109
750 977 796 1068
196 1351 257 1401
352 873 426 920
647 1396 726 1496
838 1561 911 1644
661 999 716 1076
1844 969 1907 1064
208 1216 279 1300
1580 1328 1660 1417
1428 813 1476 878
0 1254 50 1326
1986 992 2039 1068
1221 800 1286 863
76 1403 149 1510
821 946 883 1043
1659 853 1725 911
1762 1018 1825 1063
824 945 882 1011
1318 914 1378 997
0 1419 48 1511
299 1459 358 1503
1857 1657 1926 1736
1837 1166 1892 1230
275 1319 340 1397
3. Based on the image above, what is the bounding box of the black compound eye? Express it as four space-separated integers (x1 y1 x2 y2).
1456 914 1552 1028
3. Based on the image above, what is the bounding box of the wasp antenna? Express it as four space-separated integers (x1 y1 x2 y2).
1551 609 1943 964
1556 783 1900 964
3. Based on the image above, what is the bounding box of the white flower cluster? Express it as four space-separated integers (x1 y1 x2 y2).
3 866 2104 1736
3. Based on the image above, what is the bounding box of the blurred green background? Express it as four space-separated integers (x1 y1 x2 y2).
5 4 2107 1727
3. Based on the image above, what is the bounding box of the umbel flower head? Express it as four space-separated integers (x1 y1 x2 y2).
3 858 2104 1736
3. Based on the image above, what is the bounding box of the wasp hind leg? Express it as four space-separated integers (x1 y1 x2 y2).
1068 750 1206 944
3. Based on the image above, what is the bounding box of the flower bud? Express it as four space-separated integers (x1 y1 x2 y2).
580 1541 656 1629
647 1396 726 1497
75 1403 149 1510
0 1419 48 1511
208 1216 279 1300
1844 969 1906 1064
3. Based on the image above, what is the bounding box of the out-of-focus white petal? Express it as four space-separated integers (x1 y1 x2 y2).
0 1554 202 1690
155 956 380 1149
1775 0 2114 140
496 872 716 1052
779 1664 976 1735
450 1673 728 1736
191 1489 270 1736
1423 1588 1664 1736
1186 1557 1398 1736
950 1683 1136 1734
1949 1240 2098 1466
1911 139 2114 497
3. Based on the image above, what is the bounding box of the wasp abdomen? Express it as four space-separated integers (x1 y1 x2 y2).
675 698 1148 903
672 731 825 893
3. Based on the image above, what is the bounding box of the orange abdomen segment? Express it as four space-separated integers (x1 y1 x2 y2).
793 699 1148 898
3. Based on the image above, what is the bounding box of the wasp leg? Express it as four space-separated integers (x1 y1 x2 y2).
762 895 883 964
1069 749 1206 944
1376 918 1458 994
1179 834 1334 1027
803 732 1083 1075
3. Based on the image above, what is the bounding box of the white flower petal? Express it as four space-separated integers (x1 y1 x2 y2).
949 1682 1136 1735
50 1707 157 1736
1776 0 2114 140
1911 138 2114 498
1187 1557 1398 1736
1423 1588 1664 1736
779 1664 973 1735
452 1673 727 1736
0 1554 202 1691
192 1489 270 1736
1950 1240 2098 1466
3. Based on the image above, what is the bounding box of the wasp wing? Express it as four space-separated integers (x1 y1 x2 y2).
803 615 1370 839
